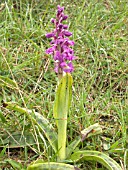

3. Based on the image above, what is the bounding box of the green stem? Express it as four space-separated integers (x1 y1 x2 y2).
58 73 63 84
58 118 67 160
57 76 67 160
53 73 73 160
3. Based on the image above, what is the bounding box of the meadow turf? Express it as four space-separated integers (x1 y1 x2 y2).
0 0 128 169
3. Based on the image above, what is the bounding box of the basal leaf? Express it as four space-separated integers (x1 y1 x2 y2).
71 150 122 170
27 162 79 170
3 102 58 152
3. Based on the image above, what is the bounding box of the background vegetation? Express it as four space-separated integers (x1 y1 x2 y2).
0 0 127 169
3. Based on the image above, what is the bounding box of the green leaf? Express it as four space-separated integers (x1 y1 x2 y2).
3 102 58 152
71 150 122 170
80 123 102 141
66 123 102 158
32 110 58 152
53 73 73 160
27 162 78 170
66 136 81 159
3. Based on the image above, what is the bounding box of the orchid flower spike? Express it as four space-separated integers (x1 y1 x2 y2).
46 5 75 74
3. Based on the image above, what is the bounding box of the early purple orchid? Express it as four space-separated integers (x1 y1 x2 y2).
46 5 75 74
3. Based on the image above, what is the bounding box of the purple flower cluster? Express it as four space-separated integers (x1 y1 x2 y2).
46 5 75 74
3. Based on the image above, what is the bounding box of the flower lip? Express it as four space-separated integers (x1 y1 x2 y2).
46 46 56 54
54 51 61 60
63 25 68 29
51 18 55 23
61 62 74 73
46 32 55 38
58 24 63 29
63 31 72 37
62 15 68 20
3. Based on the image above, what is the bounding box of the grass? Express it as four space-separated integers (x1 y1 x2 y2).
0 0 128 169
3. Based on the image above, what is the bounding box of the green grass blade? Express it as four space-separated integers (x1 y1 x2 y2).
0 110 6 123
27 162 78 170
53 73 73 160
0 76 17 89
3 102 58 152
124 149 128 170
0 145 7 157
5 159 23 170
71 150 122 170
